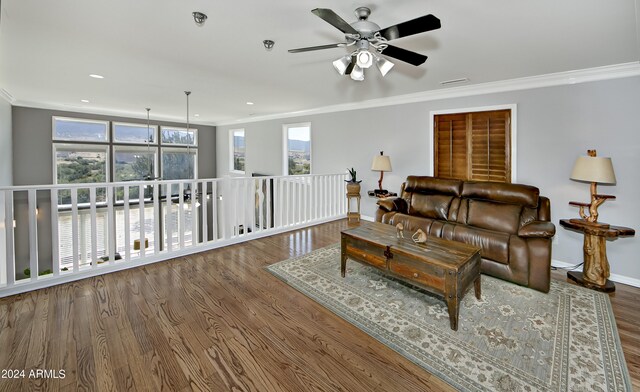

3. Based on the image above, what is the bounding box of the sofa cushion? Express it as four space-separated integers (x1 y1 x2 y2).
405 176 462 196
462 181 539 208
389 213 436 235
451 224 510 264
409 194 454 220
467 200 522 234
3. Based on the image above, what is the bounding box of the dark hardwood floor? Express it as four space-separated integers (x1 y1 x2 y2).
0 219 638 391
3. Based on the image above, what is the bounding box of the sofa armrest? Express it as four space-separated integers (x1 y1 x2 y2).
377 197 408 213
518 221 556 238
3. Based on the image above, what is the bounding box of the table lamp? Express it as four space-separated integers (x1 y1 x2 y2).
371 151 392 195
569 149 616 226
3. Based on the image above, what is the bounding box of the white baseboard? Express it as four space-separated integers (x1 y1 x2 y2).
552 259 640 289
361 215 375 222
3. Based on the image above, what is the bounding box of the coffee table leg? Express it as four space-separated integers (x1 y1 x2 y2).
341 237 347 278
446 296 459 331
474 276 481 300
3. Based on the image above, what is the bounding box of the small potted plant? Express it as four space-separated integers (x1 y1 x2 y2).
346 167 362 194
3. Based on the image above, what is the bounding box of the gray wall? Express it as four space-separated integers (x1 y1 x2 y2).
10 106 216 276
0 97 11 185
217 76 640 284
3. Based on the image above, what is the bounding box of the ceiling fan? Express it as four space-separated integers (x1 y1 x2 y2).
288 7 441 81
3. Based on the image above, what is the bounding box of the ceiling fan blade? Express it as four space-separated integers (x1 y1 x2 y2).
311 8 359 35
344 61 355 75
288 43 345 53
376 14 441 41
380 45 428 66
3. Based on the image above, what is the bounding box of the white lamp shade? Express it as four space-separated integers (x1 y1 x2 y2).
371 155 392 172
570 156 616 184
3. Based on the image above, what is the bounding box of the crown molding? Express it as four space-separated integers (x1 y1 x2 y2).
11 100 217 127
214 62 640 126
0 88 15 104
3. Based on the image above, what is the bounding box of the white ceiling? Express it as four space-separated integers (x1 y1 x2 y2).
1 0 639 125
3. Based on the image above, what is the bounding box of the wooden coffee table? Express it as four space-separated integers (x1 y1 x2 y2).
341 222 481 331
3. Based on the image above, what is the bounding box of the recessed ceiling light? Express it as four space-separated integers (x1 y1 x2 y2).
89 74 104 79
80 99 90 103
194 114 200 117
246 101 254 105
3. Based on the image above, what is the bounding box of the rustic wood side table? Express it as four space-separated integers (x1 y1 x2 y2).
559 219 635 292
346 192 361 222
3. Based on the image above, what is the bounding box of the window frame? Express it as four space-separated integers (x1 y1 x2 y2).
112 121 159 145
160 126 198 147
229 128 246 174
282 122 312 176
52 116 110 143
429 105 517 183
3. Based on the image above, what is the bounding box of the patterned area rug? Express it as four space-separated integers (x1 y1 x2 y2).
267 245 631 392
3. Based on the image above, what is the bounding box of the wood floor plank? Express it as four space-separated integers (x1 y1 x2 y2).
0 219 638 391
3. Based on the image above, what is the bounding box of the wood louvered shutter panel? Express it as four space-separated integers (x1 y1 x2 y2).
470 110 510 183
434 114 468 179
434 109 511 183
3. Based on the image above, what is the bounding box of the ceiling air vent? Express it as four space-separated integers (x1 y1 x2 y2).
440 78 469 85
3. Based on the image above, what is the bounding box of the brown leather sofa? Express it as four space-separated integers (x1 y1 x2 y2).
376 176 555 293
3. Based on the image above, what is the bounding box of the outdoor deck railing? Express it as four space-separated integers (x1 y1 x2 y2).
0 173 347 297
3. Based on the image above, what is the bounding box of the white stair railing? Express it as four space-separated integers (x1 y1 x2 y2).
0 173 347 297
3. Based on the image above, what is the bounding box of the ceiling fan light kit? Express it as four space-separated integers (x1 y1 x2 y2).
333 55 352 75
289 7 440 81
350 65 365 81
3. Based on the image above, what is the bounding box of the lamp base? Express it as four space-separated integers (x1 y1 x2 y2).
373 189 388 195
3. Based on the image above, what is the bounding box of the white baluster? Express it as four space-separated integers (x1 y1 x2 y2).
71 188 79 273
165 183 173 252
107 186 116 264
153 183 160 254
201 181 208 243
3 191 15 286
139 184 146 258
179 182 185 248
89 187 97 268
123 185 131 262
50 189 60 276
27 190 39 280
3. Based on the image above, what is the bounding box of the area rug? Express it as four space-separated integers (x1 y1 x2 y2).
267 245 631 392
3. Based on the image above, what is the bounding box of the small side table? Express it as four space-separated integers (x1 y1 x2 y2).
346 191 361 222
559 219 635 292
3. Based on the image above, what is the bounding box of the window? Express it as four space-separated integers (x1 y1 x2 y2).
433 108 513 183
283 123 311 175
113 146 158 200
229 129 245 173
53 143 109 204
52 116 200 265
113 146 158 182
161 147 197 181
53 117 109 142
113 122 157 144
161 126 197 146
